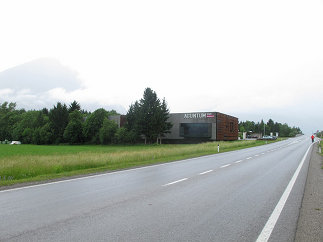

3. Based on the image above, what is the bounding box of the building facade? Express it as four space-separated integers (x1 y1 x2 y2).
163 112 238 143
110 111 238 143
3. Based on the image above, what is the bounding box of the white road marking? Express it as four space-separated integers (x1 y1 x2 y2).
220 164 231 168
262 153 266 155
254 154 259 157
246 157 252 160
256 143 313 242
234 160 243 164
199 170 213 175
162 178 188 186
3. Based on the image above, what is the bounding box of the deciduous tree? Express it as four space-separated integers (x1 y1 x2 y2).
83 108 109 144
64 110 84 144
99 118 118 144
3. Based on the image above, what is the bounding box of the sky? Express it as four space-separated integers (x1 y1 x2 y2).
0 0 322 134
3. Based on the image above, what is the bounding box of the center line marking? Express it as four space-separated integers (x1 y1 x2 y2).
199 170 213 175
246 157 252 160
220 164 231 168
255 154 259 157
234 160 243 164
162 178 188 186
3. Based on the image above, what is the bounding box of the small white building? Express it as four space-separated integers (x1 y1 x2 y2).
10 141 21 145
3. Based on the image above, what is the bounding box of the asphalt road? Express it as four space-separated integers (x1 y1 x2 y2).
0 137 314 241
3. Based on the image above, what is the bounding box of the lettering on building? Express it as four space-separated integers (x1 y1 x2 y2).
184 113 214 119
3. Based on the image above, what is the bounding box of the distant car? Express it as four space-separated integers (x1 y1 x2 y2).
261 136 277 140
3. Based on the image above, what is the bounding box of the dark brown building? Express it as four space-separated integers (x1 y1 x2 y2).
164 112 238 143
110 112 239 143
215 112 239 141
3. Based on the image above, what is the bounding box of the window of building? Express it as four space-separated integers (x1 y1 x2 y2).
180 123 212 138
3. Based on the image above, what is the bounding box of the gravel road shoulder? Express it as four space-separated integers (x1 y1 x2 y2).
295 142 323 241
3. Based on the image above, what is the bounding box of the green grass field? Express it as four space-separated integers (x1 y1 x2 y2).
0 139 283 186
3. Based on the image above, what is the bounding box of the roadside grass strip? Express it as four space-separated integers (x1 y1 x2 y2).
0 139 284 186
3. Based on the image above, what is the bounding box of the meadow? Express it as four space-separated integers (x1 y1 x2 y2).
0 139 282 186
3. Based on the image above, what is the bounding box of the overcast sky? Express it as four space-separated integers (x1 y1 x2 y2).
0 0 322 134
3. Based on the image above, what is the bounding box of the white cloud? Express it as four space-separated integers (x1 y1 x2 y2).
0 0 322 133
0 88 14 96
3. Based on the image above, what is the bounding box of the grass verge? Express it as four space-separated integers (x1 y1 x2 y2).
0 139 284 186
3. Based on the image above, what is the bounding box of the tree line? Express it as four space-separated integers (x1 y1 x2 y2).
315 131 323 138
239 119 302 137
0 88 172 145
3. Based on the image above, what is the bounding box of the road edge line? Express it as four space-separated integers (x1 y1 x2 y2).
255 142 314 242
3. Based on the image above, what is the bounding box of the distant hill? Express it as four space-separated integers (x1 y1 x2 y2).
0 58 82 93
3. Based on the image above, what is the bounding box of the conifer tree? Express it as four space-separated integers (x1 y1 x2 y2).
127 88 172 144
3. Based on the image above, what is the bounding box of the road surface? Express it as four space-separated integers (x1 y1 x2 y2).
0 137 313 241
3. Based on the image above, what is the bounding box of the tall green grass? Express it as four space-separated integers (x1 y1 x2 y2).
0 139 279 186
